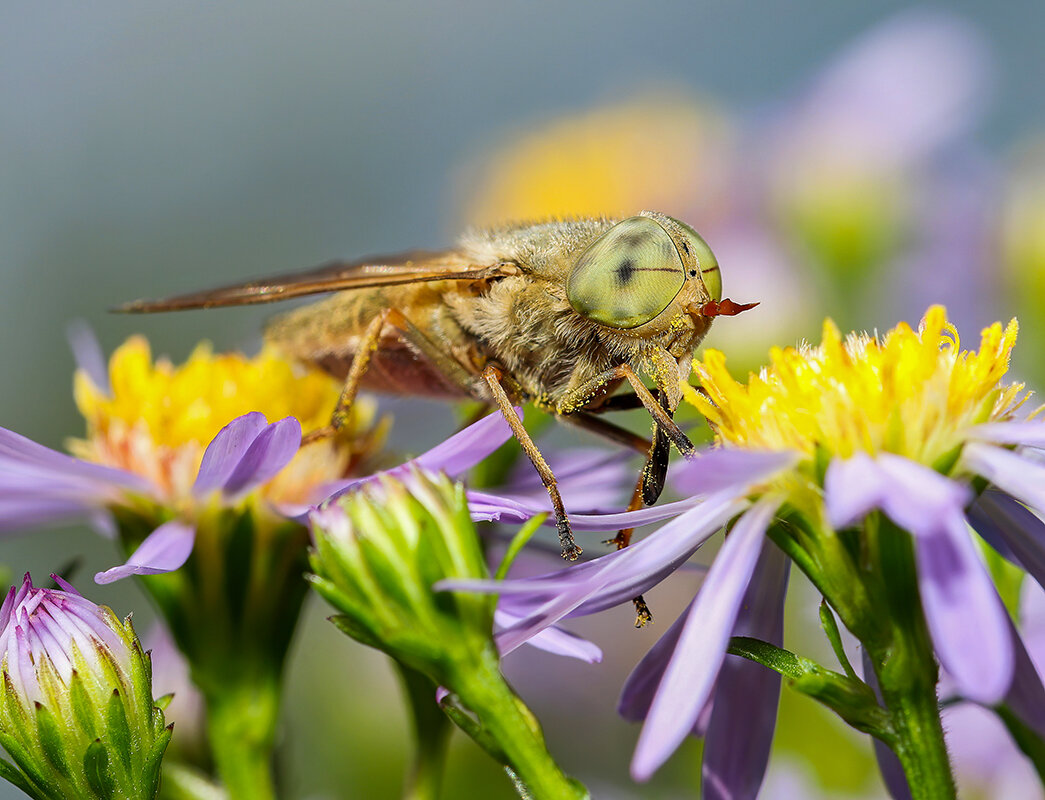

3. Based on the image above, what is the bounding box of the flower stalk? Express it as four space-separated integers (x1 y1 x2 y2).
309 472 587 799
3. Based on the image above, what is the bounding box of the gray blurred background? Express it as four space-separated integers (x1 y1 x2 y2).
2 2 1043 798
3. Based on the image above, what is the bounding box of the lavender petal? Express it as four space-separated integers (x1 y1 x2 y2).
494 610 602 664
671 448 800 497
963 442 1045 523
619 599 693 723
824 452 892 530
466 490 705 531
193 412 269 495
412 408 517 476
702 543 790 800
967 489 1045 588
1002 614 1045 740
94 521 196 584
630 498 778 782
914 511 1013 704
0 427 149 490
444 492 744 626
221 417 302 495
66 320 111 395
968 420 1045 450
323 409 519 501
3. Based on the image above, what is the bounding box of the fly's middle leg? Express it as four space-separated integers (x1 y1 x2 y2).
482 365 581 561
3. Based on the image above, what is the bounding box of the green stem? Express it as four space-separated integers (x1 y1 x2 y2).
396 664 452 800
451 649 587 800
204 682 279 800
869 519 955 800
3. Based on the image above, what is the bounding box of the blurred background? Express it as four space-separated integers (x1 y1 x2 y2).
2 2 1045 798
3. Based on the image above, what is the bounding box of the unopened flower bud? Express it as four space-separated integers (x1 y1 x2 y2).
0 574 171 800
308 471 494 681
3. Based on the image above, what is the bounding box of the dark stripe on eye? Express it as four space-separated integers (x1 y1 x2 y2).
615 258 636 284
701 266 720 273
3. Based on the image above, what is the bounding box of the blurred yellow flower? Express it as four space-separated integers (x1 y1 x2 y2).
456 91 735 227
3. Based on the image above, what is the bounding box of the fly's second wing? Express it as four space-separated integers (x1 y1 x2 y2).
115 250 514 312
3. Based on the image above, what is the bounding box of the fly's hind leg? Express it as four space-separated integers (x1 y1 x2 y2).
303 307 478 444
608 389 673 627
482 365 582 561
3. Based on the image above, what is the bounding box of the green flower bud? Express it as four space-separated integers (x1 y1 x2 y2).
308 471 494 680
0 574 171 800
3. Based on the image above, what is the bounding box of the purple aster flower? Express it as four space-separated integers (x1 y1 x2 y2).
443 307 1045 797
0 404 518 582
0 573 170 799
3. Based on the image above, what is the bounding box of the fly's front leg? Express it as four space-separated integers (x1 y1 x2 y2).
557 364 694 458
303 307 478 444
482 365 582 561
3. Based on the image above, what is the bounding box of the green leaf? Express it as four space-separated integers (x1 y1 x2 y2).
494 514 548 582
727 636 891 739
83 740 115 800
33 704 69 777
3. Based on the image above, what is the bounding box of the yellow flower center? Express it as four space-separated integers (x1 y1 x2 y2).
68 336 384 504
683 306 1025 467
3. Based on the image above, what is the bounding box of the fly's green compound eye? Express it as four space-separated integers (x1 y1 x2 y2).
670 217 721 301
567 216 686 329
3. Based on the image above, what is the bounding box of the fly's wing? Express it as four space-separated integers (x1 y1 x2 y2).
115 250 515 312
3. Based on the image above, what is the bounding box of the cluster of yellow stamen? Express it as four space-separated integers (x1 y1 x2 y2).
683 306 1025 467
69 337 384 504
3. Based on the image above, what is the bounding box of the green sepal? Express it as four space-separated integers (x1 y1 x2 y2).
437 693 508 764
0 729 56 798
141 724 173 798
727 636 891 739
818 600 858 680
153 693 174 712
996 704 1045 786
83 739 115 800
327 614 383 651
104 690 133 772
68 670 98 739
0 755 49 800
33 703 70 777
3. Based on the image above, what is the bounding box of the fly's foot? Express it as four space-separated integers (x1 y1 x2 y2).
604 529 632 550
302 409 352 445
633 596 653 627
556 515 582 561
301 425 336 445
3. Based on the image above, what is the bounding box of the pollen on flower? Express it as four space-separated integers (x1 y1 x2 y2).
683 305 1026 465
68 336 384 502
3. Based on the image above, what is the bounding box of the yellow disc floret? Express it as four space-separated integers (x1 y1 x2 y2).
69 336 384 503
682 306 1025 467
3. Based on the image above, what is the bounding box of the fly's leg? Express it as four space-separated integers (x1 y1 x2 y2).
482 365 581 561
559 411 651 454
303 307 478 444
557 363 694 458
605 389 672 627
